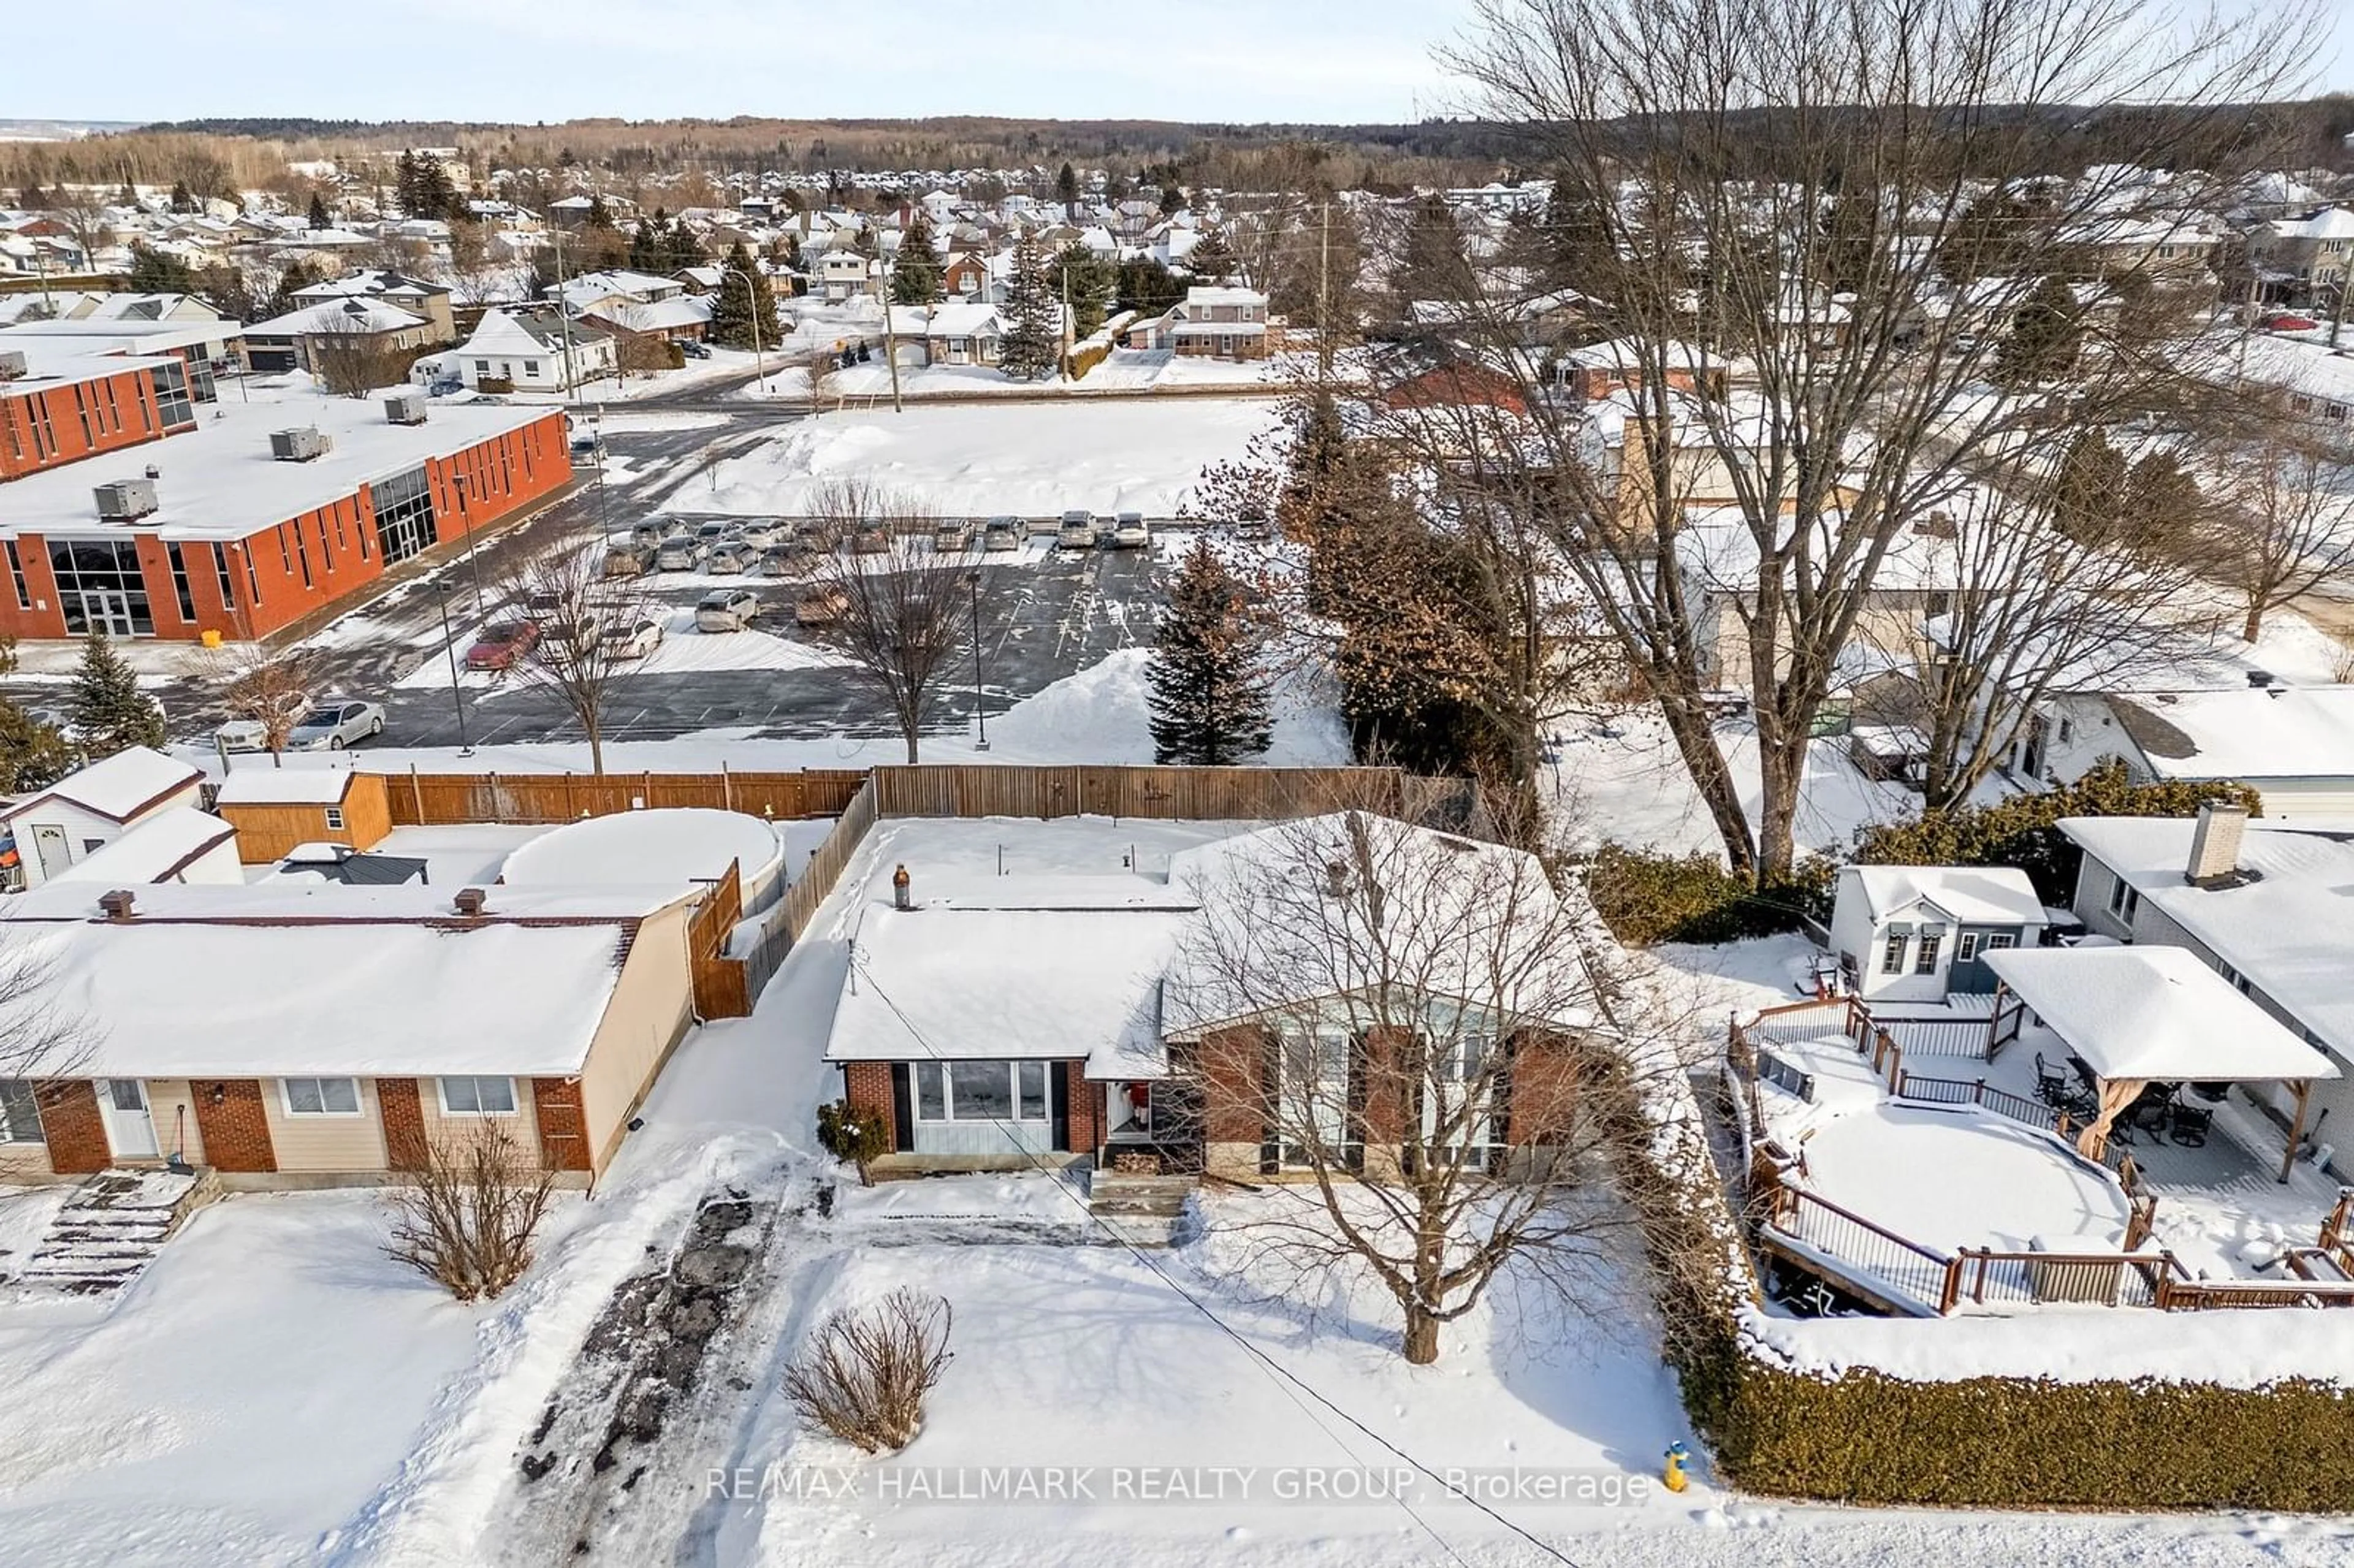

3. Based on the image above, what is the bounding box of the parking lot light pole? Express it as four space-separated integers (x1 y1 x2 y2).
720 265 767 395
967 568 989 752
452 472 487 621
435 580 473 756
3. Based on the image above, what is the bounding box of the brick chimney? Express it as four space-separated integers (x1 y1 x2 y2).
97 889 137 922
2185 802 2249 887
452 887 489 917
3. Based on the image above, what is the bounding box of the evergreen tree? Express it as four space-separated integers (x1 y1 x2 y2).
1148 540 1274 765
307 191 330 230
585 192 614 229
891 213 943 304
0 638 74 795
1993 273 2083 388
1116 256 1184 316
997 231 1061 381
65 632 165 758
1049 243 1115 336
628 208 669 272
707 242 776 349
1056 161 1080 218
1159 182 1186 216
124 242 198 294
267 256 327 318
1393 193 1469 304
1187 226 1239 284
170 180 194 213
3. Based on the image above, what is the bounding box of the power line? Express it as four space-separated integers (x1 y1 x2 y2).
848 956 1585 1568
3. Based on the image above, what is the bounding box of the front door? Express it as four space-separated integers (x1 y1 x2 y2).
97 1079 159 1160
78 590 137 638
1950 928 2018 994
30 823 71 880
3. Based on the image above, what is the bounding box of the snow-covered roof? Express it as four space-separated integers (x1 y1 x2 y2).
242 299 428 338
2098 687 2354 780
825 905 1189 1069
214 769 361 806
1983 945 2338 1083
455 306 608 359
500 807 779 889
885 302 999 338
46 806 235 885
581 295 711 334
1 747 200 826
1838 865 2047 927
0 881 692 1078
2057 815 2354 1058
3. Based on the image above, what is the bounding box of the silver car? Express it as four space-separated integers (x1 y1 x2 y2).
288 699 386 751
1111 511 1149 549
1057 510 1095 549
695 590 761 633
655 535 709 571
981 516 1023 552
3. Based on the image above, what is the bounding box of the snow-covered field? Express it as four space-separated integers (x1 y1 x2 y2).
744 347 1289 402
698 400 1276 519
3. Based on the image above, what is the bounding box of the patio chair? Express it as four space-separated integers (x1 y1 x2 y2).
2125 1095 2172 1139
2033 1053 2070 1108
2168 1102 2213 1148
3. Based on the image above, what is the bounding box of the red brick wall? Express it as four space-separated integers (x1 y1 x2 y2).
1357 1027 1412 1143
1061 1061 1100 1155
35 1081 108 1174
189 1079 278 1173
0 366 173 481
844 1061 897 1149
531 1078 592 1172
378 1078 428 1170
1506 1033 1582 1146
1197 1026 1270 1145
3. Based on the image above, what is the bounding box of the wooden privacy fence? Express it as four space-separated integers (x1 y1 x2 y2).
384 767 869 827
869 764 1411 823
687 859 749 1019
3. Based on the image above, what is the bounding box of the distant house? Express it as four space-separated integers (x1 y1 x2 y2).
814 249 879 303
577 294 714 344
1828 865 2049 1003
288 270 457 344
451 306 616 392
240 297 435 376
0 748 204 889
885 302 1005 367
2014 684 2354 818
1124 285 1271 359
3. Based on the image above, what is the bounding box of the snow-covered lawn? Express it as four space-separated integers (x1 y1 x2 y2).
697 400 1277 519
742 347 1289 402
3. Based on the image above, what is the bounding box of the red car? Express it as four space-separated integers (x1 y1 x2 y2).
465 620 541 671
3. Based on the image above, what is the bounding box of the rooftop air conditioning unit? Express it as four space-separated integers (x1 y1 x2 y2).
94 478 159 521
0 349 25 382
384 391 427 425
270 426 332 462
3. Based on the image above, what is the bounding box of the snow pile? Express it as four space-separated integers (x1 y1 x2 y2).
500 806 785 907
980 646 1349 767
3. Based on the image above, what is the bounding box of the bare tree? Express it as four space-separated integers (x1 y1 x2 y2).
783 1289 953 1453
383 1125 556 1303
308 323 413 397
508 531 660 776
2207 417 2354 643
1431 0 2304 882
614 327 676 382
0 933 94 1083
806 479 985 762
802 342 837 411
210 641 314 764
1168 810 1693 1364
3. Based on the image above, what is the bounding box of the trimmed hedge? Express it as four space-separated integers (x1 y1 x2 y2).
1586 843 1834 945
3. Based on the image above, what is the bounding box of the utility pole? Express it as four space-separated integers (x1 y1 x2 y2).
1316 198 1333 382
549 223 580 402
879 256 904 413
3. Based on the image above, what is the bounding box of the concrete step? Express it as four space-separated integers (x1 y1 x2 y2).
6 1166 221 1296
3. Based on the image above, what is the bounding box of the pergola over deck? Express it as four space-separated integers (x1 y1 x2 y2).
1984 946 2340 1181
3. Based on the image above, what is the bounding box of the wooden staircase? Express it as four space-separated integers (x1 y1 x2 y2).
10 1168 220 1295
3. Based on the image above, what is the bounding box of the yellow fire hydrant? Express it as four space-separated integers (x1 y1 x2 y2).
1663 1441 1691 1493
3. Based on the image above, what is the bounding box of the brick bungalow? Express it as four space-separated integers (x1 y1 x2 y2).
827 813 1604 1181
0 879 701 1189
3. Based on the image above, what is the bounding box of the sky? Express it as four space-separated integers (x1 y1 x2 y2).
10 0 1482 127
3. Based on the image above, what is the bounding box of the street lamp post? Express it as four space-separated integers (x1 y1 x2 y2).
435 580 473 756
966 568 989 752
720 265 768 395
452 472 487 621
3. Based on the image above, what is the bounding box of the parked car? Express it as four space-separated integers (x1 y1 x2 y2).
214 716 272 752
981 516 1023 552
706 540 759 574
1057 510 1096 549
603 539 658 577
428 376 463 397
932 516 974 552
654 535 710 571
851 519 891 555
695 589 762 633
465 620 541 671
602 617 667 659
795 583 851 625
630 518 671 547
568 432 605 460
288 699 387 750
758 543 808 577
694 520 736 545
733 518 783 549
794 519 842 551
1111 511 1149 549
679 338 712 359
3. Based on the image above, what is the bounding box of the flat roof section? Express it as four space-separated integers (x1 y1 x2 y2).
0 393 561 544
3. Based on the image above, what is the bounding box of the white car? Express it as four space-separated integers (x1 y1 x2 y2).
1057 510 1096 549
215 717 272 752
288 699 386 751
602 617 667 659
695 590 762 633
1111 512 1149 549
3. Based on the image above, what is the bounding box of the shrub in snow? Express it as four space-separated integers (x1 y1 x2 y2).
383 1126 556 1303
815 1098 891 1187
1585 842 1833 945
783 1288 953 1453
